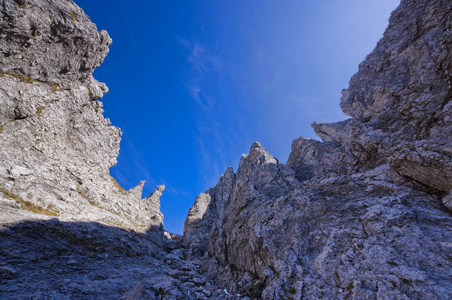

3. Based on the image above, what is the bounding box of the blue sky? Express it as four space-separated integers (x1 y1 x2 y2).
74 0 400 234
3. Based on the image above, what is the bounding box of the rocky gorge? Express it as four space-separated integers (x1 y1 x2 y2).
1 0 451 299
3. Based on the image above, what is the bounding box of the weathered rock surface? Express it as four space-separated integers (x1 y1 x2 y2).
184 166 236 261
184 0 452 299
0 0 110 89
0 0 163 233
0 218 239 300
1 0 452 299
0 0 209 299
0 1 246 299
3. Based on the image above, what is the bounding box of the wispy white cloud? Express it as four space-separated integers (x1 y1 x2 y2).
175 35 235 190
162 183 189 199
110 169 132 189
175 36 223 110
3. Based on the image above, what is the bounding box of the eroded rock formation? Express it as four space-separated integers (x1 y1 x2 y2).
0 1 228 299
184 0 452 298
0 0 169 232
1 0 451 299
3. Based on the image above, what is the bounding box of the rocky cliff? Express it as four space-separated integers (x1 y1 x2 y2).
1 0 451 299
184 0 452 299
0 0 166 232
0 1 228 299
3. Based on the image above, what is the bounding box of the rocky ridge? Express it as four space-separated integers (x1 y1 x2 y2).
0 0 451 299
183 0 452 298
0 0 167 232
0 0 232 299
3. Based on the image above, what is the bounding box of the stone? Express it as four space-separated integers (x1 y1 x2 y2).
0 0 183 298
184 0 452 298
0 0 111 89
0 266 16 280
0 0 165 233
389 139 452 194
1 0 452 299
443 192 452 210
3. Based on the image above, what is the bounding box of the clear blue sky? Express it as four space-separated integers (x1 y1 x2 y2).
74 0 400 234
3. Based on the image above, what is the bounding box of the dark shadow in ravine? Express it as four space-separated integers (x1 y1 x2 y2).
0 219 181 299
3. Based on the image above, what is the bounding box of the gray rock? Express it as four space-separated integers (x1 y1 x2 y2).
0 0 111 89
341 0 452 142
0 0 186 298
185 0 452 299
443 192 452 210
389 139 452 194
0 266 16 280
0 0 165 233
184 166 235 260
1 0 452 299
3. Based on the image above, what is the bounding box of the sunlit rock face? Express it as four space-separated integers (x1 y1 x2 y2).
0 1 190 299
184 0 452 298
0 2 242 299
0 0 164 232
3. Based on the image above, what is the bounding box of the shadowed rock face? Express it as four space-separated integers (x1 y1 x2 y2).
184 0 452 299
0 220 167 299
0 219 238 300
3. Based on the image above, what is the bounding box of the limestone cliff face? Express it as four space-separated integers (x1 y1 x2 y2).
0 2 238 299
0 0 163 231
184 0 452 299
1 0 451 299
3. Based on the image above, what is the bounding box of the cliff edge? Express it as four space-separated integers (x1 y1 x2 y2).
0 0 165 232
184 0 452 298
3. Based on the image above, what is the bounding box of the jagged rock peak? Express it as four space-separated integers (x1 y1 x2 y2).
183 167 236 260
243 141 278 165
223 165 235 176
156 184 165 192
184 0 452 299
147 184 165 199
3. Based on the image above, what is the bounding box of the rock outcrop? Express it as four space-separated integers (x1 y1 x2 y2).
0 0 164 233
0 1 251 298
1 0 451 299
0 1 223 299
184 0 452 299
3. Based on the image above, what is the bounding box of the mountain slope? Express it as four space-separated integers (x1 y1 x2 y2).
184 0 452 298
0 0 451 299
